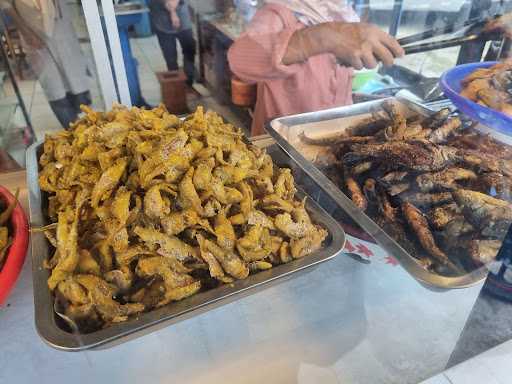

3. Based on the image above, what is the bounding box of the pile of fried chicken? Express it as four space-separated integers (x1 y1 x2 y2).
302 100 512 275
0 190 17 271
461 59 512 116
38 105 327 331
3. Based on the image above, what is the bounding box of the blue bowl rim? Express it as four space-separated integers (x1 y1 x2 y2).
440 61 512 136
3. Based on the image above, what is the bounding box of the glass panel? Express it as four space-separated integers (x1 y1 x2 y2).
0 0 107 166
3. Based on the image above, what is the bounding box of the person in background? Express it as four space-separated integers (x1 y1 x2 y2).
228 0 404 136
149 0 196 87
0 0 91 128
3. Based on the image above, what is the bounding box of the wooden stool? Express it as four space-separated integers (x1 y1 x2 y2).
157 70 188 115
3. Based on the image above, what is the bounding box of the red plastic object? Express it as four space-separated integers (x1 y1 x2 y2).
0 186 29 305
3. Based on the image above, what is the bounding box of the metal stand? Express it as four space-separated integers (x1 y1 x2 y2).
389 0 404 37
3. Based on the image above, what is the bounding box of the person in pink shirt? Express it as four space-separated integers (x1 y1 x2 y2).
228 0 404 135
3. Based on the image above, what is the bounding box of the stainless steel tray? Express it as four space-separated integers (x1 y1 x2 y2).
26 141 346 351
267 97 488 290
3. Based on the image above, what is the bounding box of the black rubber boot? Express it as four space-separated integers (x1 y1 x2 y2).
67 91 92 114
49 97 79 129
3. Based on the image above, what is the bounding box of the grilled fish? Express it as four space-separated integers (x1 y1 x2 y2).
346 177 367 211
345 140 460 172
416 167 477 192
428 117 461 144
402 202 455 268
398 192 453 209
469 239 502 265
452 189 512 238
428 203 462 230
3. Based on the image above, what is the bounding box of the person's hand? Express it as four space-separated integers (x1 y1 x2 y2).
325 22 404 70
165 0 181 29
170 10 181 29
165 0 180 11
283 22 404 69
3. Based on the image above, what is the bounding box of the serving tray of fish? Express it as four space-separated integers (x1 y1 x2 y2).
266 97 512 289
25 105 346 351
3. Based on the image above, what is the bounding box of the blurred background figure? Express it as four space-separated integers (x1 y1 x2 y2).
228 0 403 135
0 0 91 128
149 0 196 87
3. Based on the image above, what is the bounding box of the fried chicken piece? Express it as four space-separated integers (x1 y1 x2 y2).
74 274 144 322
237 225 273 262
274 168 296 201
91 157 128 208
275 213 316 239
77 249 101 276
197 234 249 279
193 161 214 191
196 234 233 283
260 194 295 213
290 228 328 259
416 167 477 192
104 266 134 292
136 257 196 289
178 167 204 215
161 209 199 236
247 210 275 229
56 278 89 306
402 202 455 268
248 261 273 273
144 183 176 220
134 226 200 263
452 189 512 238
214 208 236 250
48 207 79 290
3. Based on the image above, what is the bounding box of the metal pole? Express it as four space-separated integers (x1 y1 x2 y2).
0 32 35 143
389 0 404 37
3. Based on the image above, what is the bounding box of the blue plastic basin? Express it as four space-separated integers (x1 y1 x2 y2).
440 61 512 139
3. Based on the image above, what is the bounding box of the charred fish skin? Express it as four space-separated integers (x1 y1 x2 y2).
452 189 512 238
469 239 502 265
416 167 477 193
346 177 367 211
398 192 453 209
428 116 462 144
401 202 455 268
346 141 460 172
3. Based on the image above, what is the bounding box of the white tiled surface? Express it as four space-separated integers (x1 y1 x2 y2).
420 375 451 384
420 340 512 384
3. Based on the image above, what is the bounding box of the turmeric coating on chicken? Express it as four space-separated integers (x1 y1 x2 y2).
38 105 327 332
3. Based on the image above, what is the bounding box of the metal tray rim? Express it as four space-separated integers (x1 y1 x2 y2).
26 140 346 351
266 98 488 290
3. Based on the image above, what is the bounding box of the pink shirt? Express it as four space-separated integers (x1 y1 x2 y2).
228 4 354 136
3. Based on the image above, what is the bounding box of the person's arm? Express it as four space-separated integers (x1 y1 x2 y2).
282 22 404 70
228 7 309 83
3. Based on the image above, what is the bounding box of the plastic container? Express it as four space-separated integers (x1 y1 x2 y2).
440 61 512 143
0 186 29 305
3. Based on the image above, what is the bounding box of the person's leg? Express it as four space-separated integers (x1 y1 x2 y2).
176 29 196 86
49 98 79 128
67 91 92 114
156 30 179 71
